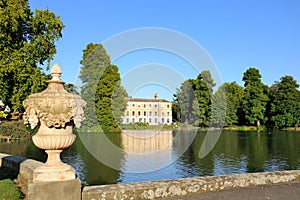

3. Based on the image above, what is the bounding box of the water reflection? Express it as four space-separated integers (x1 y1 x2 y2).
121 130 173 173
1 131 300 185
122 130 173 154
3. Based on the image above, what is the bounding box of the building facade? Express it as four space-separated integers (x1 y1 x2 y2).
122 93 172 125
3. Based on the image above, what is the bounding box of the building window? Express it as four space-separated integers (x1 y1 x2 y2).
149 104 152 108
167 112 170 116
167 104 170 108
132 118 135 122
144 118 146 123
139 118 143 122
126 118 129 123
144 111 146 116
149 111 152 116
132 104 135 107
126 111 129 116
155 118 157 123
138 111 141 116
149 118 151 123
155 111 158 116
144 104 146 108
162 118 165 123
167 118 170 123
132 111 135 116
138 104 140 108
162 111 164 116
155 104 157 108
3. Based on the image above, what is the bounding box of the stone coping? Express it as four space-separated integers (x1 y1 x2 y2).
82 170 300 200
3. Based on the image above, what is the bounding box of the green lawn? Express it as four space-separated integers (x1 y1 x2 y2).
0 167 23 200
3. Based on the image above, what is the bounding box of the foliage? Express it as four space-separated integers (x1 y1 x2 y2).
173 67 300 130
193 71 215 127
270 76 300 129
173 79 198 125
171 99 181 122
64 83 79 94
112 82 128 125
173 71 215 127
79 43 128 132
0 0 64 111
211 85 226 127
0 120 33 138
79 43 109 128
220 82 243 126
241 68 269 127
95 64 127 132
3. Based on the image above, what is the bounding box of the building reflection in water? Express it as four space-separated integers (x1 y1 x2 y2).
121 130 174 173
122 130 173 154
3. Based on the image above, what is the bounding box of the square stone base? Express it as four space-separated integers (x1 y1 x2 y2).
27 178 81 200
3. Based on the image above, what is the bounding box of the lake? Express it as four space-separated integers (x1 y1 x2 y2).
0 130 300 185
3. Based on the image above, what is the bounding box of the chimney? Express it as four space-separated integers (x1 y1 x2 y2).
154 93 158 100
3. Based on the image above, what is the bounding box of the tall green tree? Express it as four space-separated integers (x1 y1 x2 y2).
79 43 127 132
173 79 198 125
241 68 269 128
79 43 110 129
112 82 128 125
171 98 181 122
270 76 300 129
97 64 128 131
221 82 244 126
0 0 64 111
193 71 215 127
211 86 226 127
173 70 215 127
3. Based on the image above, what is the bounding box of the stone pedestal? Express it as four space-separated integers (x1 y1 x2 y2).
32 150 76 182
27 179 81 200
22 63 86 199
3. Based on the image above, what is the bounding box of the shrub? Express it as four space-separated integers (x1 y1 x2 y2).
0 120 33 139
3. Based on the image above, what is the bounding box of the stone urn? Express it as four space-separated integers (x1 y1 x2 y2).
23 64 86 182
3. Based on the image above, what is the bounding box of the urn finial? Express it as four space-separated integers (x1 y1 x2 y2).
22 63 86 183
51 63 62 81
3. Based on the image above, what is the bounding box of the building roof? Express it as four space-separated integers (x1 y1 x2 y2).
125 97 171 103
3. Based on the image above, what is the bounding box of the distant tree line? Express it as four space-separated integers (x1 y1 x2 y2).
172 68 300 130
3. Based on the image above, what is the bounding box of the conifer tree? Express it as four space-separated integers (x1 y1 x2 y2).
79 43 127 132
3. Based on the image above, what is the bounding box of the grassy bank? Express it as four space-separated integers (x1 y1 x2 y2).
223 126 262 131
223 125 300 132
120 122 174 130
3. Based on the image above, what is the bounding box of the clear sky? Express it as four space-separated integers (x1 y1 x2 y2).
29 0 300 101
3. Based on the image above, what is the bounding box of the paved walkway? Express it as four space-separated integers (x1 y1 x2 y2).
167 183 300 200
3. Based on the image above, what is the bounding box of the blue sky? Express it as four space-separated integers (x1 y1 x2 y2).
29 0 300 101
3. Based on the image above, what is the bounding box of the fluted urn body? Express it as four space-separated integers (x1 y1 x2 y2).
23 64 86 182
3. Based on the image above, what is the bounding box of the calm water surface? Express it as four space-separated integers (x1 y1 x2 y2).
1 130 300 185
